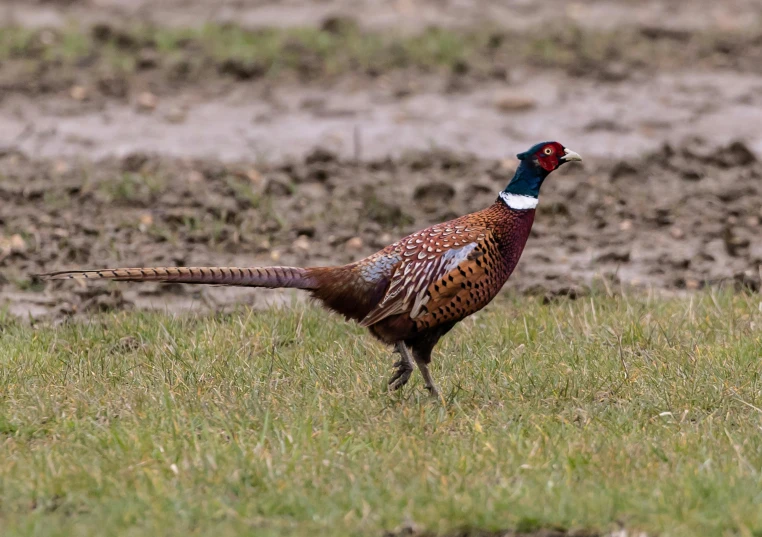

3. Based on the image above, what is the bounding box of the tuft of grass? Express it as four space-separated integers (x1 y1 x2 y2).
225 175 263 209
1 22 762 96
97 172 167 204
1 292 762 536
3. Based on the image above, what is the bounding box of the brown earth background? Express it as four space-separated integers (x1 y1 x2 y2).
1 0 762 319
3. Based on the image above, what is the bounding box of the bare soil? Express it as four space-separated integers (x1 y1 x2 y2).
4 70 762 163
1 0 762 320
2 138 760 319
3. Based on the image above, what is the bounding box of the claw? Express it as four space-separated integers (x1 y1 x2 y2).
424 384 441 400
388 362 413 391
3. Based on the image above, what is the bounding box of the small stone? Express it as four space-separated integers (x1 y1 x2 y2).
345 237 363 250
746 216 760 227
493 91 537 112
9 234 26 252
1 234 27 258
69 85 88 101
685 279 700 290
670 226 685 239
187 170 204 183
379 233 392 243
270 250 281 262
139 213 153 232
619 220 633 231
293 235 311 252
136 91 158 112
246 168 263 186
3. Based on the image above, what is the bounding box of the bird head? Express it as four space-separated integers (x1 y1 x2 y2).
502 141 582 203
518 141 582 172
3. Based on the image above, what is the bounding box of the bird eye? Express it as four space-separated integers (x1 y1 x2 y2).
543 147 553 155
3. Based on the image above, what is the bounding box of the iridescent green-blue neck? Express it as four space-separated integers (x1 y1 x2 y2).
502 156 550 198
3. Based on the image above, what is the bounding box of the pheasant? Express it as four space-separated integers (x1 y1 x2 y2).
40 141 581 398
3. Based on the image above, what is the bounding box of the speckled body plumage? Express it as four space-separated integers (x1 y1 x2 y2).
331 201 535 343
40 141 581 398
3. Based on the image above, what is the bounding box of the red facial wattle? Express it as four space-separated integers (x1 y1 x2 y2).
538 154 559 171
535 142 565 171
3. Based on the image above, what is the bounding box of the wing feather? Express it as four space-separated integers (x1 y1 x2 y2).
359 227 489 327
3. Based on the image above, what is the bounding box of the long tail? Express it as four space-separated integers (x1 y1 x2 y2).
38 266 318 289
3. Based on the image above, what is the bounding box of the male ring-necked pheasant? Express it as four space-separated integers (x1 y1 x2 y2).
41 142 581 397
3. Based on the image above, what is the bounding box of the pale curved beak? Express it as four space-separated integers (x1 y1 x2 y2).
561 148 582 162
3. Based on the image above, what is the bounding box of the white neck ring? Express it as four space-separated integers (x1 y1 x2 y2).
499 192 539 210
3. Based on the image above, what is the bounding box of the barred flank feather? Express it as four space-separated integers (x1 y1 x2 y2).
38 266 317 289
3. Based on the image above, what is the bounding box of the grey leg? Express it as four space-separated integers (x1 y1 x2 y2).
412 356 440 399
388 341 414 390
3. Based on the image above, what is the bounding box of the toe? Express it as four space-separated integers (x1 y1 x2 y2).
388 369 412 390
388 371 402 385
424 385 441 399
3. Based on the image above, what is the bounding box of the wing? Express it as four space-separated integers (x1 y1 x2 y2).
358 223 492 327
409 235 503 330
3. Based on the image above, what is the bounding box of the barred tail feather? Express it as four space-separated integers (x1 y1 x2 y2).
38 266 318 290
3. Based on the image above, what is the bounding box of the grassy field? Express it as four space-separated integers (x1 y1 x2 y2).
1 291 762 536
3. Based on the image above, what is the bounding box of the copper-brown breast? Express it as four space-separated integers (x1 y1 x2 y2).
412 203 536 330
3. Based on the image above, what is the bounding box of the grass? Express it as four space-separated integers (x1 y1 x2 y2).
96 172 168 205
1 291 762 536
1 21 761 95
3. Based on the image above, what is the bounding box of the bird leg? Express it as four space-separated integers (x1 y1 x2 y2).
389 342 441 399
388 342 414 390
412 357 440 399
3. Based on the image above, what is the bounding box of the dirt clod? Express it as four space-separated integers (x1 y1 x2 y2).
493 91 537 112
414 182 456 209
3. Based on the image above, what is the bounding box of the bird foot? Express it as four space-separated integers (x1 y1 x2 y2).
424 384 441 400
388 359 413 391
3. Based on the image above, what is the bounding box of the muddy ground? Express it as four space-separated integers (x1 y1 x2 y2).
1 0 762 320
2 139 761 318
